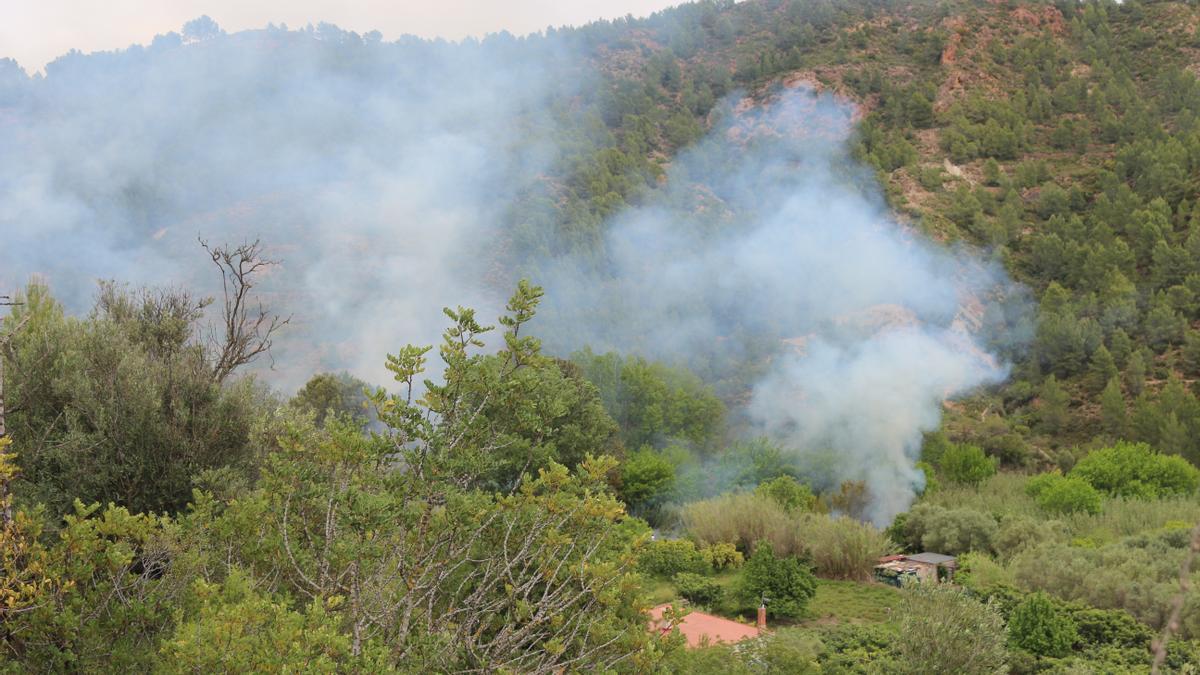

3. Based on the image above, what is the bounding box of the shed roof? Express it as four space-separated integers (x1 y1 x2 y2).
906 552 956 565
648 604 761 647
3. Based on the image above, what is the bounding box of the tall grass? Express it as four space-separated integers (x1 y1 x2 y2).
682 493 895 580
797 514 898 581
683 492 801 555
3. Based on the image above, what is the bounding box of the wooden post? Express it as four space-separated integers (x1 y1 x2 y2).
0 294 25 439
0 294 26 526
0 295 19 439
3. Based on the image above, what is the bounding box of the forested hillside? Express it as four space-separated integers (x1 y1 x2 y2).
3 0 1200 672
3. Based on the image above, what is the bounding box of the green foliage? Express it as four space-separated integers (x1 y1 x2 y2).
1038 375 1071 434
955 552 1015 594
1027 472 1103 515
896 503 997 555
683 492 800 556
620 447 675 512
572 349 724 452
737 542 816 620
938 443 998 486
1011 536 1200 640
1070 607 1152 650
754 475 816 512
673 572 723 606
1070 441 1200 498
639 539 709 578
700 542 744 571
160 572 386 672
797 515 897 581
289 371 372 428
0 502 186 671
895 583 1008 674
5 282 267 517
1100 377 1129 437
1008 592 1078 657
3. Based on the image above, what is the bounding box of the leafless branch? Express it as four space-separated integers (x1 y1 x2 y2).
199 237 291 384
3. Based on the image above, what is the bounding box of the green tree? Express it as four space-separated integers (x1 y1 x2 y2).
177 284 666 672
1038 375 1071 434
754 475 816 512
1033 475 1102 515
1008 592 1078 658
738 542 817 620
572 349 724 452
1100 377 1129 438
290 371 372 428
938 444 998 486
895 583 1008 674
620 447 675 513
982 158 1002 186
1126 348 1149 397
159 572 386 673
5 280 269 517
907 91 935 128
916 506 998 555
1182 330 1200 376
1070 441 1200 498
1088 344 1119 394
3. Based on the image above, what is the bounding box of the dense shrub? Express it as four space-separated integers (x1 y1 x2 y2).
795 514 897 581
638 539 709 577
898 503 997 555
683 493 800 555
1011 541 1200 639
993 516 1064 559
955 552 1015 594
1027 473 1103 515
754 475 816 512
938 443 998 486
673 572 723 606
1070 441 1200 498
1069 607 1152 650
1008 592 1078 657
737 542 817 619
701 543 744 571
620 448 675 512
895 583 1008 674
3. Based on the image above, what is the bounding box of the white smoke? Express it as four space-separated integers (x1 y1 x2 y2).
538 87 1026 523
0 22 1028 523
0 22 578 386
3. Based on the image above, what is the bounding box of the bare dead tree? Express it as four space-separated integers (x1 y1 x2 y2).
1151 520 1200 673
199 238 291 384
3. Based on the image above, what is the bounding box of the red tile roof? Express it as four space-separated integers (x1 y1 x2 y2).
648 604 761 648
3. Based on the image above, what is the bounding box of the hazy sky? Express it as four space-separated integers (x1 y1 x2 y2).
2 0 683 72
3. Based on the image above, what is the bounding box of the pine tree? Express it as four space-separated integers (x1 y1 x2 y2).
1039 375 1070 434
1131 393 1164 447
1182 330 1200 376
1089 345 1118 394
1108 328 1133 367
1100 377 1129 438
983 158 1002 186
1159 412 1189 457
1126 349 1148 397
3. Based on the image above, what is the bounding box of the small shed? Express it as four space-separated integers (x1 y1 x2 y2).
648 604 761 647
874 552 957 586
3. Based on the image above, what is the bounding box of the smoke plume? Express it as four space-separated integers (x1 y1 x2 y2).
538 87 1028 523
0 21 578 385
0 20 1028 523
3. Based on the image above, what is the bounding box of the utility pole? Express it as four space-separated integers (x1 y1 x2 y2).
0 293 25 526
0 294 22 440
